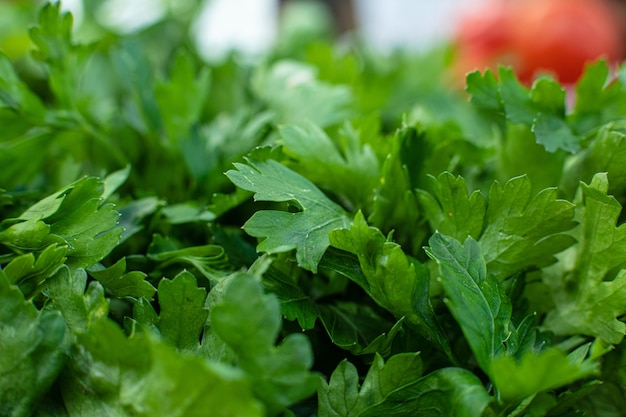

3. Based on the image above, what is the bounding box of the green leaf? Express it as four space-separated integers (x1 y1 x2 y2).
88 257 156 300
530 78 567 116
3 243 67 298
532 113 580 153
575 60 612 113
101 165 131 201
574 344 626 414
123 337 263 417
544 173 626 344
466 69 500 112
561 126 626 198
226 158 351 273
317 359 360 417
365 353 425 403
570 60 626 135
330 211 453 360
29 3 73 66
466 67 583 153
197 272 240 364
117 197 162 243
279 121 379 208
0 176 123 269
498 122 568 194
62 319 264 417
46 266 109 334
261 263 319 330
0 271 68 417
417 172 485 241
358 367 492 417
0 52 46 121
318 353 424 417
491 348 599 402
480 175 577 280
157 271 208 351
132 298 159 331
147 234 230 280
110 40 161 134
210 272 289 357
155 52 210 143
211 274 319 415
252 60 353 127
368 127 424 251
426 232 592 406
318 246 369 290
43 182 122 268
425 232 511 375
497 68 567 127
29 1 99 118
160 202 216 225
197 110 274 185
0 133 50 190
498 67 537 125
318 303 403 357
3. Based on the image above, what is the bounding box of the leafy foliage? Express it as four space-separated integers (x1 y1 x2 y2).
211 274 319 415
426 233 599 406
329 211 453 360
318 353 491 417
0 271 67 417
226 158 351 272
544 173 626 344
2 2 626 415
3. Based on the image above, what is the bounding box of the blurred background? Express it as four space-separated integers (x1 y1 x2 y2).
1 0 477 56
2 0 625 84
187 0 477 59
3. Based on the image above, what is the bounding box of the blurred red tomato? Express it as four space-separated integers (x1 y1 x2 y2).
453 0 625 84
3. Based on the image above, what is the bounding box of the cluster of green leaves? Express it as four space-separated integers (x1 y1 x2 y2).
4 2 626 416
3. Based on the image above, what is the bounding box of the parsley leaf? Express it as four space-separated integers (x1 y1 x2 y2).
46 266 109 334
562 126 626 198
480 175 577 280
260 260 320 330
29 2 77 108
318 353 425 417
318 303 404 357
2 243 67 298
467 67 580 153
419 173 577 280
417 172 486 241
211 274 319 415
427 232 600 403
368 127 424 251
279 121 379 209
425 232 512 375
226 158 351 273
88 257 156 300
156 271 209 351
491 348 599 402
318 353 492 417
146 234 230 281
330 211 453 360
62 319 264 417
357 367 492 417
0 271 68 417
544 173 626 344
252 60 353 127
570 61 626 134
0 176 123 270
154 52 210 145
0 52 46 124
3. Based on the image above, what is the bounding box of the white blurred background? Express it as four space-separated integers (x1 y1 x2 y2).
59 0 474 59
